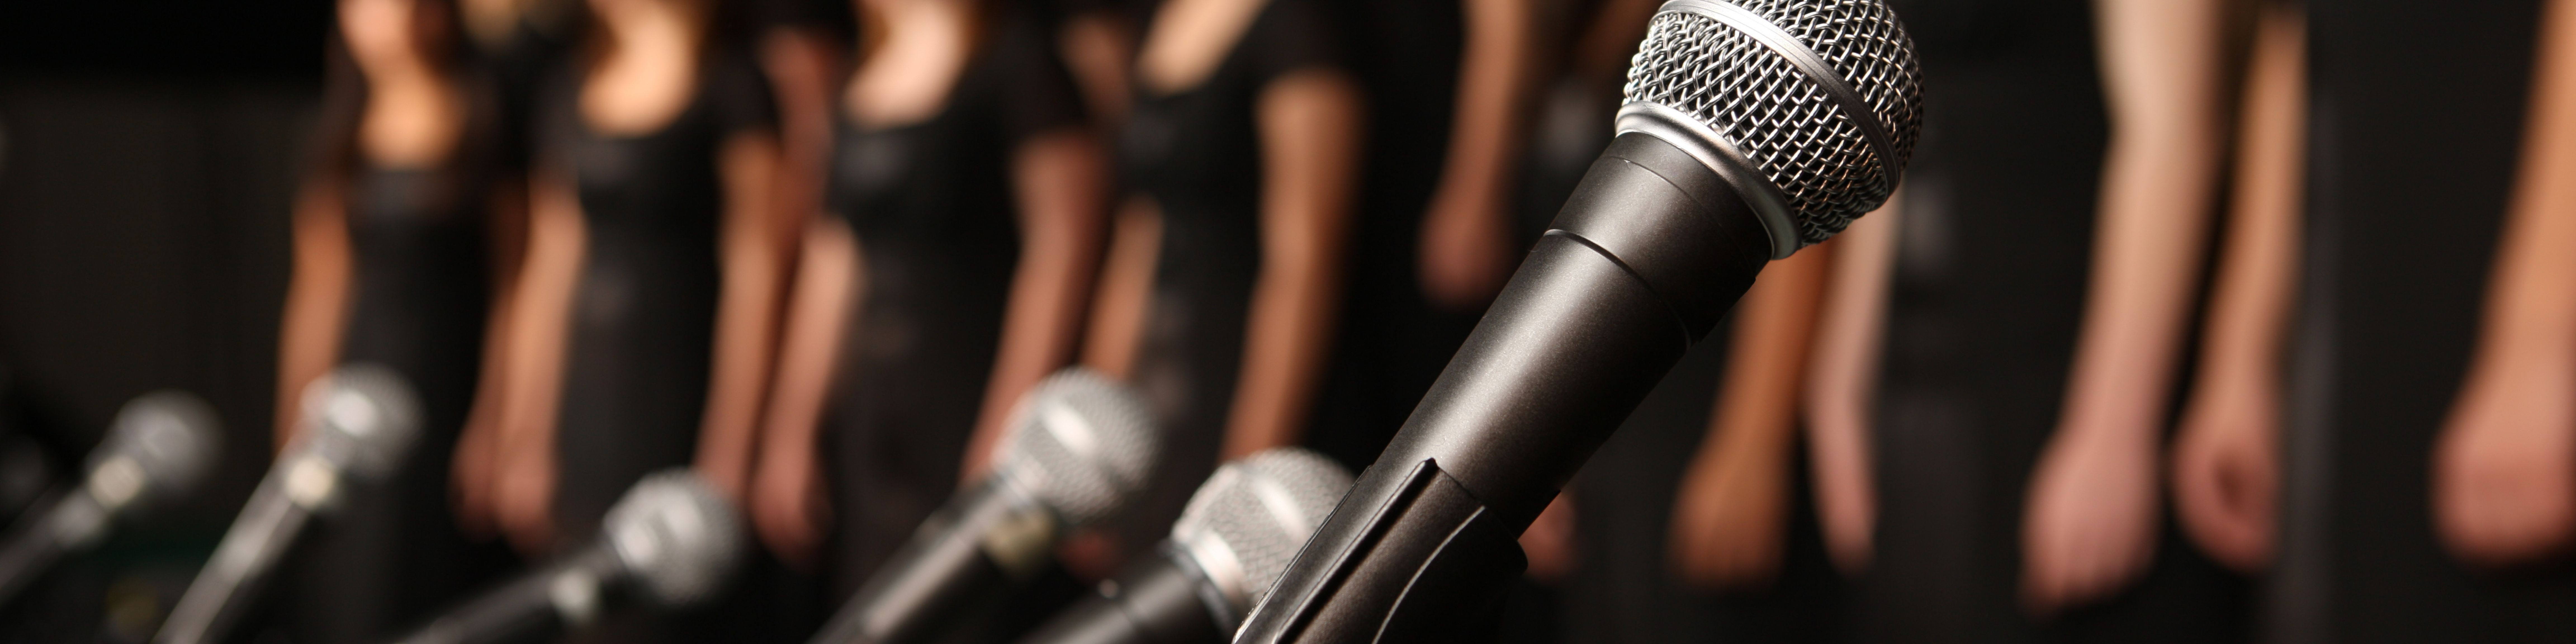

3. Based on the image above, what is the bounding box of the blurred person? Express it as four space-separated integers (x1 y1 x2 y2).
1081 0 1362 569
2272 0 2576 639
743 0 1109 611
1793 0 2251 640
2168 1 2302 575
269 0 524 640
483 0 788 583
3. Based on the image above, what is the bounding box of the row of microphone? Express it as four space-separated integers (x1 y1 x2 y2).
0 364 1355 644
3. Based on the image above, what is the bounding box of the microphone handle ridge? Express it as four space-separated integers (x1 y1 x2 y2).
156 463 322 644
1236 132 1771 643
810 479 1057 644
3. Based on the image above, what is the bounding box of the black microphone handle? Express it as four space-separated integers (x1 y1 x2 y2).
1015 544 1232 644
810 479 1057 644
1237 131 1770 643
390 544 628 644
157 463 321 644
0 489 105 607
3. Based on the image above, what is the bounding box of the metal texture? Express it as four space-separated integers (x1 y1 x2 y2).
601 469 744 608
993 368 1159 527
1624 0 1922 254
1170 449 1353 618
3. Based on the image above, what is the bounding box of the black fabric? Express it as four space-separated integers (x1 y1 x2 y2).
272 162 518 644
537 51 776 548
1112 0 1347 556
815 9 1087 601
1852 0 2246 642
2279 1 2576 642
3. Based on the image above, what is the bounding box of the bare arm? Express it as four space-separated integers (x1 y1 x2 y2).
751 217 859 566
2432 0 2576 567
1082 198 1164 380
1418 0 1540 308
276 180 354 449
1801 197 1900 574
960 131 1112 481
695 132 792 503
1669 243 1835 589
1218 70 1364 460
2171 3 2304 572
493 167 586 553
2020 0 2229 610
454 175 534 535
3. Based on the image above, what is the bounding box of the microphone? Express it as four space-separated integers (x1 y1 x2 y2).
809 368 1160 644
0 391 219 607
1015 448 1353 644
390 469 745 644
157 364 423 644
1234 1 1923 641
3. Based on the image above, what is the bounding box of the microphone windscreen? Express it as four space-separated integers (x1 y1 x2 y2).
992 368 1159 528
90 391 220 510
298 364 422 482
601 470 745 608
1622 0 1923 247
1171 448 1353 614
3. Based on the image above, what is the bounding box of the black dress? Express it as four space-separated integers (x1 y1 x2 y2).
1854 0 2245 641
274 161 517 644
2278 1 2576 642
1113 0 1348 555
816 13 1086 598
537 53 775 547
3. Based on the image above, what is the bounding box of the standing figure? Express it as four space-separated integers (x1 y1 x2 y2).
745 0 1109 607
1084 0 1363 564
486 0 789 581
271 0 522 640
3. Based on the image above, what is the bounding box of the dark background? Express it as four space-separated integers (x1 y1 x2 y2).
1 2 332 641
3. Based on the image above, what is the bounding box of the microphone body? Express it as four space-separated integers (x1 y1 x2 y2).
392 469 745 644
809 368 1159 644
1019 449 1355 644
158 366 421 644
1235 1 1924 640
810 479 1058 644
0 392 219 607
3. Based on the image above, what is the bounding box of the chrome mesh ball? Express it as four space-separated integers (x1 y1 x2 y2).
1623 0 1923 246
1170 448 1353 610
994 368 1160 527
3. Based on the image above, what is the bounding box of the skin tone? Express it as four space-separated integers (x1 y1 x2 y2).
1105 0 1361 462
746 0 1113 565
1801 199 1900 574
2019 0 2229 613
2170 3 2303 573
2433 0 2576 568
486 0 791 553
1668 241 1836 589
1416 0 1538 310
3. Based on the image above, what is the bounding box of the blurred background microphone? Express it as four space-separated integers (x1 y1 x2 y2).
391 469 743 644
154 364 421 644
809 368 1159 644
1237 1 1923 641
0 391 219 607
1016 448 1352 644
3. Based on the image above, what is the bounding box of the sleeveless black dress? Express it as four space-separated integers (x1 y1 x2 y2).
1113 0 1349 557
2277 1 2576 642
1853 1 2245 641
537 53 776 547
816 13 1085 598
273 158 518 644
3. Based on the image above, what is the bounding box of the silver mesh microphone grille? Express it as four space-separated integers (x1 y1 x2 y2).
992 368 1159 527
602 469 745 608
1623 0 1923 250
1169 448 1353 614
299 364 422 482
90 391 220 510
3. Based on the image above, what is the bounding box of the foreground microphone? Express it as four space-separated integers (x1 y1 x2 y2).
157 365 422 644
1017 448 1352 644
811 368 1159 644
1235 2 1923 641
390 469 744 644
0 392 219 607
